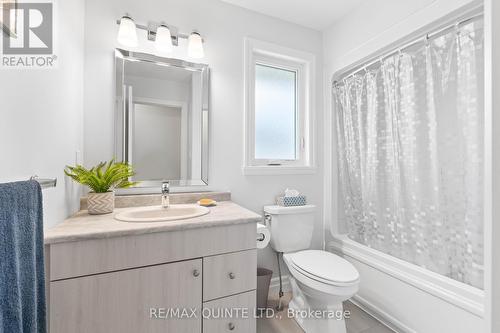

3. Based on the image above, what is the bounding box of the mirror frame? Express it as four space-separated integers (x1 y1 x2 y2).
114 48 210 192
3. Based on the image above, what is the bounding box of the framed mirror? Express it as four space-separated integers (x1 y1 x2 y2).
0 0 17 38
115 49 209 190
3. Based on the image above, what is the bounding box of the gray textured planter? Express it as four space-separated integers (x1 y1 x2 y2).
87 191 114 215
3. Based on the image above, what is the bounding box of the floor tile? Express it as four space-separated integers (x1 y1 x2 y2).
258 292 304 333
257 316 304 333
259 292 395 333
359 323 395 333
345 301 384 333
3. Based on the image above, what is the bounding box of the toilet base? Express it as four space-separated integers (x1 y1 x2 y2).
287 276 348 333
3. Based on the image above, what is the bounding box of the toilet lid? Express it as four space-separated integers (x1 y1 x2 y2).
288 250 359 285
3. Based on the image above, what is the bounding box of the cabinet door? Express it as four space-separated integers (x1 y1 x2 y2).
203 290 256 333
50 259 202 333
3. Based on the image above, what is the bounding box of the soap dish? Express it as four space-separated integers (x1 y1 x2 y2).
198 199 217 207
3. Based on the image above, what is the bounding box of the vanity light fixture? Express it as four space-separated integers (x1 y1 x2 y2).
187 32 204 59
116 14 205 59
155 24 173 54
117 14 138 47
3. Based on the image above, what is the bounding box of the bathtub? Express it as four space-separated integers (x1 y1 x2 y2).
327 235 485 333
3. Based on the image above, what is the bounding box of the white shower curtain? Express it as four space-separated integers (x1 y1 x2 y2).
334 19 484 288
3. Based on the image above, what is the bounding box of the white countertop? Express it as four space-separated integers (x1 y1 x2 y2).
44 201 262 244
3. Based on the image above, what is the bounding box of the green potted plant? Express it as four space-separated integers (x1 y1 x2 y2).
64 160 138 215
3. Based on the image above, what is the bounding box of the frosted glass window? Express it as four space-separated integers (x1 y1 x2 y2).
254 64 297 160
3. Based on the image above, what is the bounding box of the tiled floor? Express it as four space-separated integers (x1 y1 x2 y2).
257 293 394 333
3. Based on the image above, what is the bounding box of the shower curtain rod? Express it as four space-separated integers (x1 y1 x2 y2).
333 11 483 85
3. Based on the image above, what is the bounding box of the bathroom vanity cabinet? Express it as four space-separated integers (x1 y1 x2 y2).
44 200 260 333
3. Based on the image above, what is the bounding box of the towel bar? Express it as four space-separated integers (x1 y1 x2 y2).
30 176 57 189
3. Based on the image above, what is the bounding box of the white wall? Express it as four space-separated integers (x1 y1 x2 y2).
322 0 485 332
0 0 84 228
83 0 323 275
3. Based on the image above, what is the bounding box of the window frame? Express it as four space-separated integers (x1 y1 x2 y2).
244 38 316 175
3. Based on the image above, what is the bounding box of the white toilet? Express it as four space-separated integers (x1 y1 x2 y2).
264 204 360 333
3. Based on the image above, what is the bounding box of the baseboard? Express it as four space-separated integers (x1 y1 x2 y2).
349 295 416 333
268 274 291 296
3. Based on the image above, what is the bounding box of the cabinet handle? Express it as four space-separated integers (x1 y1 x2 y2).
228 322 235 331
193 269 200 277
228 272 236 280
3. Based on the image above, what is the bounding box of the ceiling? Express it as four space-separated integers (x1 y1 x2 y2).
220 0 364 31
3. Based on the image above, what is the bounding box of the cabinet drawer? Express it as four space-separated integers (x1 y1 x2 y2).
203 290 256 333
203 250 257 301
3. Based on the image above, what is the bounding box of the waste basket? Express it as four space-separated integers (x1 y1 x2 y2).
256 268 273 310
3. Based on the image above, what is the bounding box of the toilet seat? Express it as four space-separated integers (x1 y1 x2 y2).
285 250 359 287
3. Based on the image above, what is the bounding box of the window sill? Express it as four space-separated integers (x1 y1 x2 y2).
242 165 317 176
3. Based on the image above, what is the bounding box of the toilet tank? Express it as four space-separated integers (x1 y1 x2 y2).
264 205 315 253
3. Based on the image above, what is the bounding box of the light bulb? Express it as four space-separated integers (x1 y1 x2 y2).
117 15 138 47
187 32 204 59
155 24 173 54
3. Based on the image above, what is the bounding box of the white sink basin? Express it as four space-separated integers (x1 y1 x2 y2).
114 204 210 223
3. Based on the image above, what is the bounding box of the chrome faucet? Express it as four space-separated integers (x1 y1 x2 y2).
161 181 170 209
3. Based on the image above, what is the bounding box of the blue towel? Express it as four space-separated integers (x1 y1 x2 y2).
0 180 46 333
